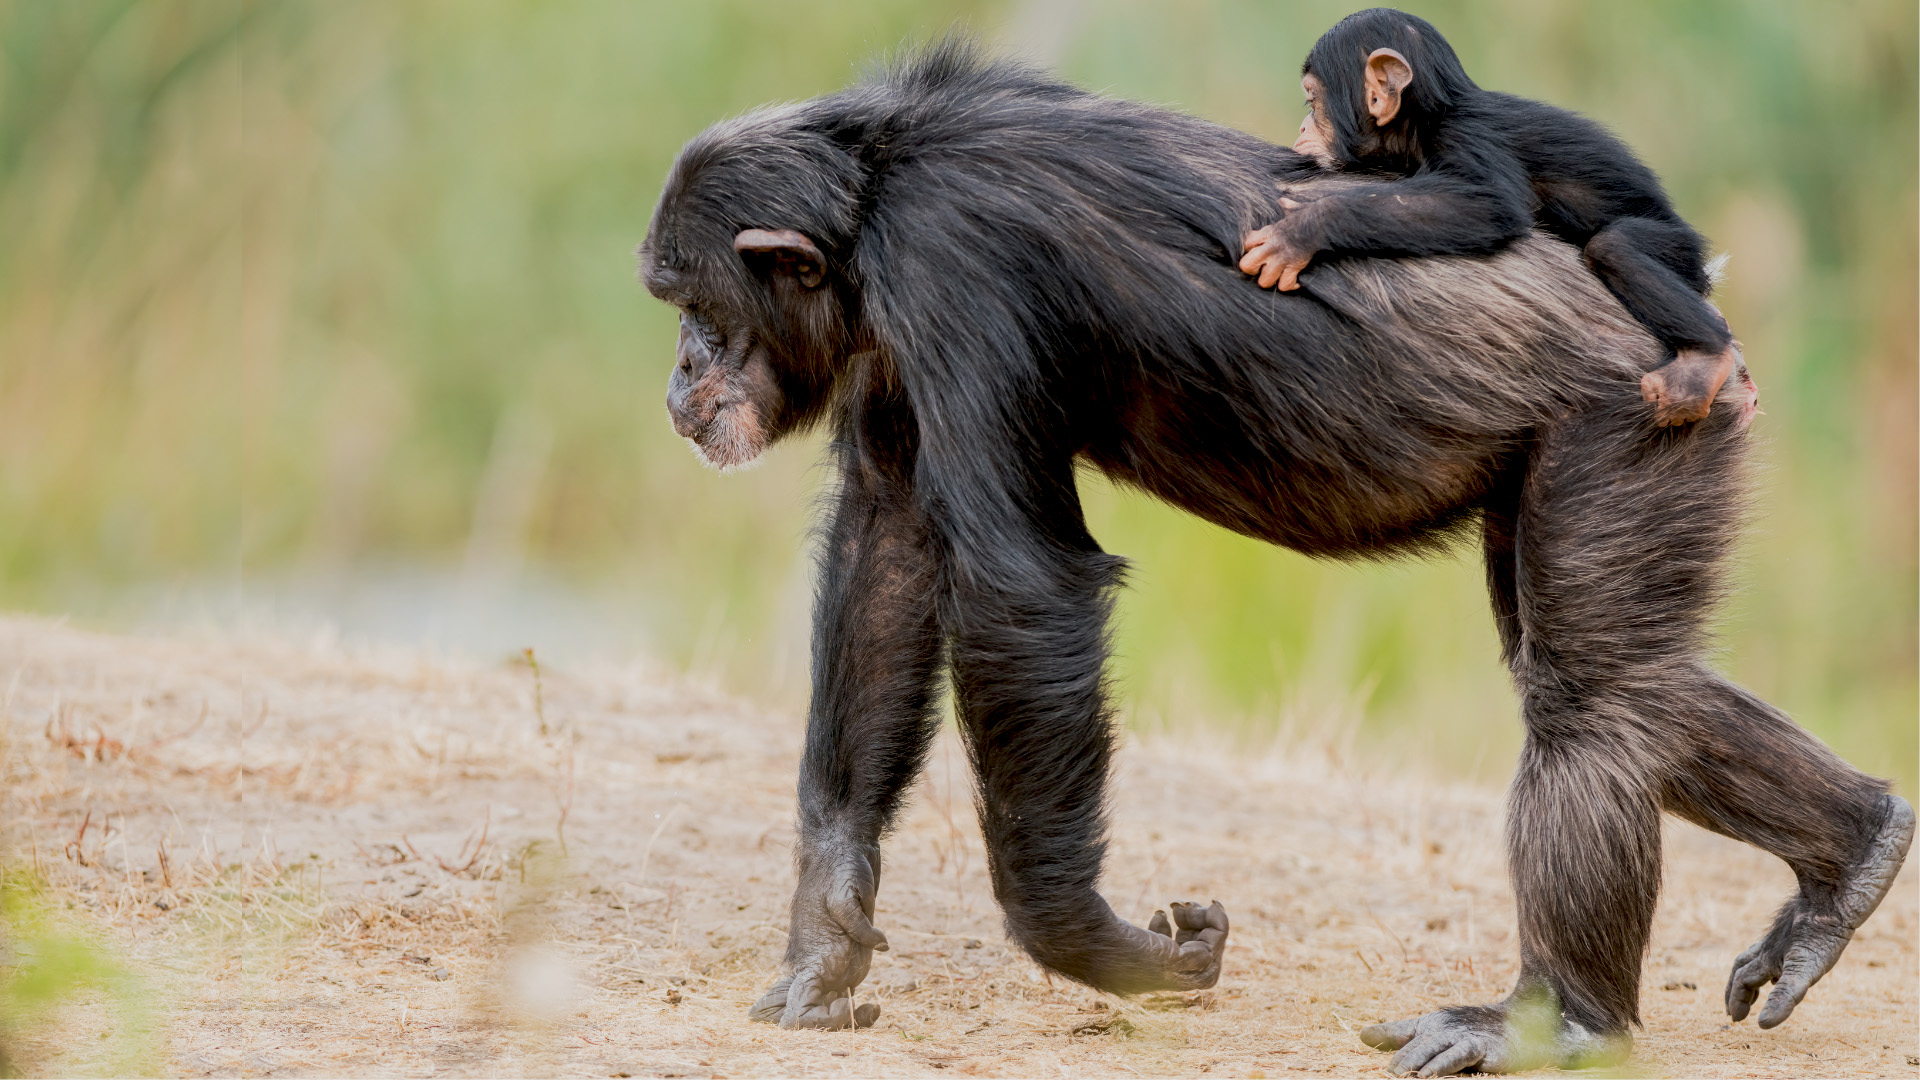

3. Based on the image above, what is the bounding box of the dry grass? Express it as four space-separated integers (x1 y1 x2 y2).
0 615 1912 1078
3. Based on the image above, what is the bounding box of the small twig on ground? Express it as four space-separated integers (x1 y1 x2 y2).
556 734 574 856
524 647 547 736
638 807 681 886
1362 900 1410 965
403 808 492 876
143 700 208 751
65 808 92 865
451 806 492 874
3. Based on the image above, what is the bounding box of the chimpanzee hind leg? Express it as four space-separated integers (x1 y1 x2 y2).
1661 678 1912 1028
1362 385 1904 1075
943 536 1228 996
1584 217 1746 427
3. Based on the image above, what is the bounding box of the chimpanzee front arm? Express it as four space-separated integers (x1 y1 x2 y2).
748 392 945 1030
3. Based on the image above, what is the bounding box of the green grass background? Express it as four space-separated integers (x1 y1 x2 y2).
0 0 1911 789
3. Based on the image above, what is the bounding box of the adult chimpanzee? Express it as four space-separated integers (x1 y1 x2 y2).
639 41 1912 1076
1239 8 1748 429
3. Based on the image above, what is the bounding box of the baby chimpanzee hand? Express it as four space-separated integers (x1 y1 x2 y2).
1239 202 1315 291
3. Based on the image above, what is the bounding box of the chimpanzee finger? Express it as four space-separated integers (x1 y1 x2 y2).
778 972 831 1029
1203 900 1229 932
1148 909 1172 937
1277 263 1304 292
831 894 889 951
1184 926 1228 954
800 995 880 1029
1417 1039 1485 1078
784 995 859 1030
1388 1032 1455 1077
1173 939 1221 972
1758 937 1836 1028
1724 944 1779 1022
1169 900 1226 934
748 974 791 1023
1360 1017 1420 1050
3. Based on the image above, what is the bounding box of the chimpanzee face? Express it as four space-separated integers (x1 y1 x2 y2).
1293 74 1337 166
663 305 787 471
643 227 839 472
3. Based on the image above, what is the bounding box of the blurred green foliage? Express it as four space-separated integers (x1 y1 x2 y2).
0 869 156 1076
0 1 1911 788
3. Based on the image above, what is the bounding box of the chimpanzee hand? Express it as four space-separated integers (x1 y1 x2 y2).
748 841 887 1029
1239 200 1316 291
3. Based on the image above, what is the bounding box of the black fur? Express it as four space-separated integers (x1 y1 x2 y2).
640 39 1904 1070
1292 8 1732 356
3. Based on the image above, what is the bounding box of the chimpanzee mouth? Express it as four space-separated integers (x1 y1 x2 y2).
681 404 767 474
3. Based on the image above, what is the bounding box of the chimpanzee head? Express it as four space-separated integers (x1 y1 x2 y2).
1297 8 1476 170
639 108 864 470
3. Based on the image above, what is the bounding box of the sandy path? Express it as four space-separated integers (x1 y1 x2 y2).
0 617 1913 1077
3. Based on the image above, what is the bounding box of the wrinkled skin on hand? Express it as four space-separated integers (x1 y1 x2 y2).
1239 198 1318 291
748 841 887 1029
1359 991 1629 1077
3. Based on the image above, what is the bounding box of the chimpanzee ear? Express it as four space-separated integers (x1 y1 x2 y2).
1364 48 1413 125
734 228 826 290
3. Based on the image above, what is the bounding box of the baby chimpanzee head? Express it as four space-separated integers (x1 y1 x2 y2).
1299 8 1478 169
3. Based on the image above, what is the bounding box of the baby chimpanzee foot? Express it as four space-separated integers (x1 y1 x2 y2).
1640 342 1740 425
1360 994 1629 1076
1136 899 1230 990
1726 794 1915 1028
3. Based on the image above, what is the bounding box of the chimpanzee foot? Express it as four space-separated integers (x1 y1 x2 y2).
1132 899 1230 990
1641 342 1740 426
749 841 887 1029
1360 997 1629 1076
1726 793 1915 1028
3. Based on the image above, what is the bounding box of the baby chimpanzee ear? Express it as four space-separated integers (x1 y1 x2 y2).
734 228 826 289
1363 48 1413 125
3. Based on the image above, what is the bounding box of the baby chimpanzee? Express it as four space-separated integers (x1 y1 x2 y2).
1240 8 1746 426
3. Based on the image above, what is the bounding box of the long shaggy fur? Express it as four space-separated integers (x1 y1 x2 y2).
643 37 1896 1043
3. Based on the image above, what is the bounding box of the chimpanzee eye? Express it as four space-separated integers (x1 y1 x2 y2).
684 310 724 348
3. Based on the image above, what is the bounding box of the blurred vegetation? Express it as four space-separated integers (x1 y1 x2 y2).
0 869 156 1076
0 1 1911 789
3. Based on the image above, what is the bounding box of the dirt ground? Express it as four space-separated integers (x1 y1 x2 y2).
0 616 1913 1078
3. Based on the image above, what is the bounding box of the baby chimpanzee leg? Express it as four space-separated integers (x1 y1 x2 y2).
1582 217 1744 426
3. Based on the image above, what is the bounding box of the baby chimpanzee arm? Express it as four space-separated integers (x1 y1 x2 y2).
1240 165 1532 292
1302 171 1533 258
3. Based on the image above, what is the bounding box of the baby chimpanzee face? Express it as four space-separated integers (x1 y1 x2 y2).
1293 75 1336 166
